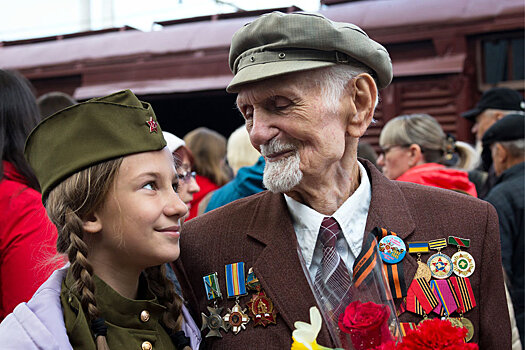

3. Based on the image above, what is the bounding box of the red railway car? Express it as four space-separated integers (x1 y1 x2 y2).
0 0 523 144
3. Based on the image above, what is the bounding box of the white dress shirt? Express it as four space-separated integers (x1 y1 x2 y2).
284 161 372 283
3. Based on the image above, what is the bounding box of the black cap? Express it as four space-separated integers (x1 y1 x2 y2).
461 88 525 121
482 113 525 146
481 113 524 170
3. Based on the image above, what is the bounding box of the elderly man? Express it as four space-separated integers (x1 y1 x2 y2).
461 87 525 198
482 114 525 346
175 12 510 349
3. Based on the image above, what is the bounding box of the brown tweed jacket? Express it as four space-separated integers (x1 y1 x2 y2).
175 160 510 349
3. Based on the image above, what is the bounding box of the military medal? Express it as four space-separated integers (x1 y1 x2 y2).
446 317 464 328
408 241 431 282
201 272 229 338
244 267 278 327
459 317 474 342
224 262 250 334
448 276 477 342
406 278 438 325
224 303 250 334
378 235 406 264
448 236 475 278
245 267 260 291
427 238 453 279
429 280 457 318
246 289 278 327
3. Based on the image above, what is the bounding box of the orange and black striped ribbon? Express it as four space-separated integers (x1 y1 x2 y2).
352 227 407 299
449 276 476 313
406 291 424 316
407 278 438 315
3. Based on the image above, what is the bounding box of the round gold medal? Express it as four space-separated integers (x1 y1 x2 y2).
447 317 463 328
414 261 432 282
460 317 474 342
451 251 475 278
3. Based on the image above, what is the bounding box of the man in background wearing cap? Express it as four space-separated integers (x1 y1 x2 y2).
461 87 525 198
175 12 510 349
482 114 525 346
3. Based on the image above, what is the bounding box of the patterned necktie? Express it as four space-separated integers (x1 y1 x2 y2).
314 217 352 324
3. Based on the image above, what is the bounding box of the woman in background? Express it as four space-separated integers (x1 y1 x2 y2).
163 131 200 219
184 127 231 220
377 113 478 196
0 69 60 320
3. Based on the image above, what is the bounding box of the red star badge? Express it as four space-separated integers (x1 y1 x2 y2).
146 116 158 133
246 290 278 327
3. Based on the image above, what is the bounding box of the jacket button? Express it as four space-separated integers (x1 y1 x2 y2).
141 341 152 350
140 310 150 322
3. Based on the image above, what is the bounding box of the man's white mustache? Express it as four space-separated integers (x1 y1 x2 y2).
261 139 298 156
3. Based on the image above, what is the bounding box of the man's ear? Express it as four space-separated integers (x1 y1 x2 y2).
494 143 508 164
346 73 377 138
82 212 102 234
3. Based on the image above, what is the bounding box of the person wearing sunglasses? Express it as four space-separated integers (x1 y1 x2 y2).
377 113 478 197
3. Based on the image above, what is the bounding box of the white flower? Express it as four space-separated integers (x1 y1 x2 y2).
292 306 324 350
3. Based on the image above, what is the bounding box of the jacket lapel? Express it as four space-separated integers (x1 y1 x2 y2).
362 160 419 288
246 192 335 346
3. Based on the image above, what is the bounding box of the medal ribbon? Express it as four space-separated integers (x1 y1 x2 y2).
428 238 447 251
225 262 247 298
430 279 457 316
203 273 221 301
354 227 408 299
408 242 429 254
448 236 470 248
353 232 379 287
407 278 438 314
449 276 476 313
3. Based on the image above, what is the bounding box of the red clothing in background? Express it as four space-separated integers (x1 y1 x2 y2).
0 161 60 320
396 162 478 197
187 174 219 221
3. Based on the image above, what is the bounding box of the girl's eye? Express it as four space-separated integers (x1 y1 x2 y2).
143 182 155 190
172 183 179 193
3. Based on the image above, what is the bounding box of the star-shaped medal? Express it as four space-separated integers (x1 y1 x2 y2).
146 116 158 133
246 290 278 327
201 306 229 338
223 302 250 334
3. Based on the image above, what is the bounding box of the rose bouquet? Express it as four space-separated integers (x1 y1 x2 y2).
296 231 401 349
292 308 478 350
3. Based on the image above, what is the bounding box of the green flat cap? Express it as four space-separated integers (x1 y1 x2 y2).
25 90 166 202
227 11 393 92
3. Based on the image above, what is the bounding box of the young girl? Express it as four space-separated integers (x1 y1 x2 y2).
0 90 201 349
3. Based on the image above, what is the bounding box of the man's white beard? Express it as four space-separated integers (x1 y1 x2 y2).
261 140 303 193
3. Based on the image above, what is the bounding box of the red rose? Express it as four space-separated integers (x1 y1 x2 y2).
338 300 393 350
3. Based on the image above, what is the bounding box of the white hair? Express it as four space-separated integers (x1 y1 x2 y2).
305 64 380 113
500 139 525 158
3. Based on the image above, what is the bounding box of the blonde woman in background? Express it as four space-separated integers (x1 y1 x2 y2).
226 125 261 176
377 113 478 196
